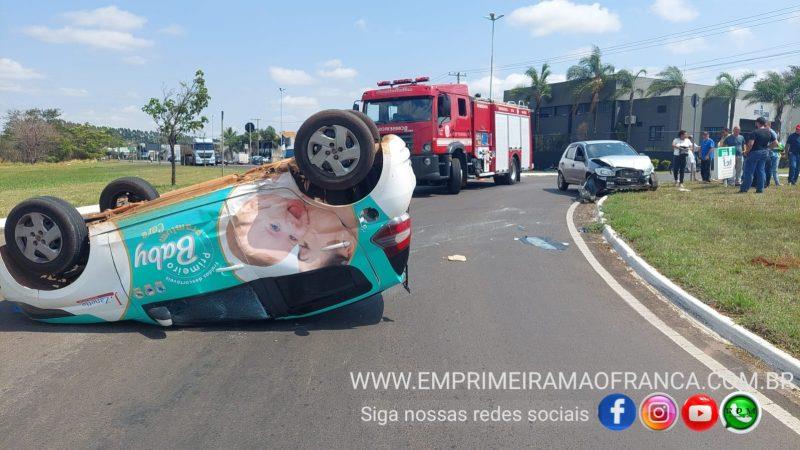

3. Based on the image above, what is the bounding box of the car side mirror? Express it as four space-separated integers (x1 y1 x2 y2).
352 102 359 111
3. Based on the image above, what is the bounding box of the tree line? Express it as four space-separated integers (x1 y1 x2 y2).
0 108 187 164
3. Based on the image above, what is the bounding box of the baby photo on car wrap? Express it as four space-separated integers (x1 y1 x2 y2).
220 172 358 279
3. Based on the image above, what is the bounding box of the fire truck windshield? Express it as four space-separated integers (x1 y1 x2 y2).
364 98 432 124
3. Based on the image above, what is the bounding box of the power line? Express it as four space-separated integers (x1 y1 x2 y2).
456 4 800 76
447 71 467 83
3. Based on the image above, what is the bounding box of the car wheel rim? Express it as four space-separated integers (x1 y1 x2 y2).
306 125 361 178
14 212 62 263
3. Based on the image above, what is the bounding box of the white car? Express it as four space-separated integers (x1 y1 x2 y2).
557 140 658 196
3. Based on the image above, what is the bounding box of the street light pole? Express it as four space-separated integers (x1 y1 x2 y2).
279 87 286 156
485 12 504 101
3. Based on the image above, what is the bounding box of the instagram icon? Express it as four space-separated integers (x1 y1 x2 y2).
640 393 678 431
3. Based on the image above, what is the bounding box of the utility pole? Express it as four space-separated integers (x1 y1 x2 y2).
448 71 466 84
485 12 504 101
251 117 261 157
279 87 286 157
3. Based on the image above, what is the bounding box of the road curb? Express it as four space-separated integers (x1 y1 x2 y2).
0 204 99 231
596 195 800 382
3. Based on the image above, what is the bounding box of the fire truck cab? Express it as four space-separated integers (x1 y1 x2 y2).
360 77 532 194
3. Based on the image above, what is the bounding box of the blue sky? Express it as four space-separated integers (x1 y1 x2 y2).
1 1 798 136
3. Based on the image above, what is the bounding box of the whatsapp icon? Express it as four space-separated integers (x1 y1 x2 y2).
720 392 761 433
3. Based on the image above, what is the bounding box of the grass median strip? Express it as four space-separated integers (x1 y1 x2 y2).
0 161 249 217
602 183 800 356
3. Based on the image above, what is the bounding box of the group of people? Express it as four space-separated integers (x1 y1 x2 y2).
670 117 800 192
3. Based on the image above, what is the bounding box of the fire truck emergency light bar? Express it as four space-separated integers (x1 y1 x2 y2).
376 76 430 87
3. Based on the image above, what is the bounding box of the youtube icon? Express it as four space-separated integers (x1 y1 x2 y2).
682 394 719 431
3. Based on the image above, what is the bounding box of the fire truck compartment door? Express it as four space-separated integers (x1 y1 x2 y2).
495 113 509 171
520 116 531 169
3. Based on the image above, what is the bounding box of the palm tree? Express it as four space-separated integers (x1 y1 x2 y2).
567 45 615 135
647 66 688 132
223 126 239 160
705 71 755 130
523 63 553 141
744 67 800 126
614 69 646 143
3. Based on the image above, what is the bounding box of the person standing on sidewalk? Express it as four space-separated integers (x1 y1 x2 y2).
740 117 778 193
700 131 715 183
764 121 780 187
724 126 746 186
787 124 800 185
671 130 692 187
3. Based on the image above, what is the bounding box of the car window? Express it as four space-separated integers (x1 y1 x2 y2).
586 142 638 158
575 147 585 161
565 145 575 160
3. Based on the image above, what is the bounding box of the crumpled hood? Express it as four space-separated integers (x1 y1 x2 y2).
592 155 652 171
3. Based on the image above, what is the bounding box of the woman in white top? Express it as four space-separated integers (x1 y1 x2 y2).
671 130 692 187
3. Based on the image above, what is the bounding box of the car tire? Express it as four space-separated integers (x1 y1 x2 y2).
649 172 659 191
446 157 463 194
295 109 377 191
345 110 380 143
99 177 160 211
557 171 569 191
3 196 89 276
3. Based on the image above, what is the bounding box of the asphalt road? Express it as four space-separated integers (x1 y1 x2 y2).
0 175 798 448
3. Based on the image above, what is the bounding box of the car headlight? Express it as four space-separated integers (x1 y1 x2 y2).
595 167 615 177
422 142 432 152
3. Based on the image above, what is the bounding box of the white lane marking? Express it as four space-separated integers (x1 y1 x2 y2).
521 172 556 177
566 201 800 435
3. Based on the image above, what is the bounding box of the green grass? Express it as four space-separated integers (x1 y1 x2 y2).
0 160 248 216
602 182 800 356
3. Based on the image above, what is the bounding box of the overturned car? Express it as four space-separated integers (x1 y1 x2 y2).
556 140 657 200
0 110 415 326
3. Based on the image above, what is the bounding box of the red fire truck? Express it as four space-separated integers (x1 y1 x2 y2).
359 76 533 194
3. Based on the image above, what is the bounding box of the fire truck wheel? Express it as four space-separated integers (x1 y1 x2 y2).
4 196 89 276
345 110 380 143
494 157 519 185
99 177 160 212
295 109 376 191
557 171 569 191
446 157 463 194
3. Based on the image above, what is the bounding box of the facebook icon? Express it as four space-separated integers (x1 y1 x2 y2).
598 393 636 431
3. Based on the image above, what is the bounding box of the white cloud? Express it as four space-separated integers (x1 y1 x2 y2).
0 58 44 80
468 73 529 100
24 26 153 51
318 59 358 79
665 36 707 54
508 1 621 37
354 18 367 30
158 24 186 36
282 95 319 108
58 87 89 97
650 0 698 22
63 5 147 30
728 27 753 47
121 55 147 65
269 66 315 85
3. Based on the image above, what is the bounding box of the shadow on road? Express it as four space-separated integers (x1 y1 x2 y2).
542 187 579 198
413 180 498 198
0 294 385 340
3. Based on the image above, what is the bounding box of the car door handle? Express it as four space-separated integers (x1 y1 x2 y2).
216 263 244 273
321 241 351 251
